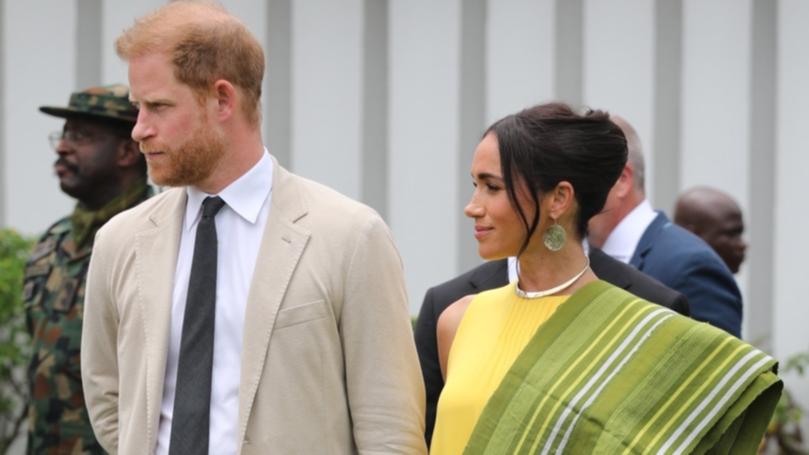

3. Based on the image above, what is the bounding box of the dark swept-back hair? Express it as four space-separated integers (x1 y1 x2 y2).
486 102 627 255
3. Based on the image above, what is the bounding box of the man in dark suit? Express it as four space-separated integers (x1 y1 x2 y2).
413 247 689 445
627 215 741 326
588 115 742 339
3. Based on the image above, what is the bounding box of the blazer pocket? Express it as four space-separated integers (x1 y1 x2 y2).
274 299 330 329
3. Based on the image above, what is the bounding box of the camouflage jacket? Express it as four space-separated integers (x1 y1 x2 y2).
24 182 151 455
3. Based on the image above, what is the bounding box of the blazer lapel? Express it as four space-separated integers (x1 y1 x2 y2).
237 161 311 446
133 189 186 449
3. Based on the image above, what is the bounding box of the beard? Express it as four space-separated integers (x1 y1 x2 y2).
141 119 226 188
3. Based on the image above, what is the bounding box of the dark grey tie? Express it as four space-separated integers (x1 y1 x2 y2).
169 196 225 455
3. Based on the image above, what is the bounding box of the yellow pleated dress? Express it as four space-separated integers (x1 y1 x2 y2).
430 283 568 454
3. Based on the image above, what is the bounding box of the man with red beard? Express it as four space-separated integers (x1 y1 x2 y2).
25 84 148 454
80 3 425 455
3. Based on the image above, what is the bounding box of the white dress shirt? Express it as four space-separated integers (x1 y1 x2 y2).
599 198 657 264
156 151 274 455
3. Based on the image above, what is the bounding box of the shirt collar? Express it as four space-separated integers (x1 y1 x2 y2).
600 198 657 263
184 149 274 231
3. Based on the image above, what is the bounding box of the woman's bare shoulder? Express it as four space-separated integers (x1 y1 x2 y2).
438 294 475 332
437 294 477 378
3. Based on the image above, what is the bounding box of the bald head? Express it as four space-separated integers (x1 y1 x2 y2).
674 186 747 273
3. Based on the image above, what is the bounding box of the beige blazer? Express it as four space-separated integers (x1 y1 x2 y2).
81 159 426 454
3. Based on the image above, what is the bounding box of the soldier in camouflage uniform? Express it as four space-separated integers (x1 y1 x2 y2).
24 84 151 454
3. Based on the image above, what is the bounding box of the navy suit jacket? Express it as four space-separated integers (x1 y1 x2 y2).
413 247 689 445
630 212 742 338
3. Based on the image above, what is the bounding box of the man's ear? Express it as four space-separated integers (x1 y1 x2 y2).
117 139 141 168
213 79 237 121
612 164 634 199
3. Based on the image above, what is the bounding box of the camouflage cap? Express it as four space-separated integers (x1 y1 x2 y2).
39 84 137 125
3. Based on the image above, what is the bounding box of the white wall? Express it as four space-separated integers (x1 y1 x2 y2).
3 1 76 236
100 1 165 85
291 0 363 198
681 0 752 203
583 0 656 201
776 0 809 436
486 0 554 124
681 0 754 336
389 0 461 310
1 6 807 442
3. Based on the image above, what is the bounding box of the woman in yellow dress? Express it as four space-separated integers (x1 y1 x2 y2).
431 103 780 454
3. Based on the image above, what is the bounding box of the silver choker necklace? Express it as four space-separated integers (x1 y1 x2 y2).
514 257 590 299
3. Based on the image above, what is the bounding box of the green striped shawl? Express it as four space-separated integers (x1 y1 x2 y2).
464 280 781 455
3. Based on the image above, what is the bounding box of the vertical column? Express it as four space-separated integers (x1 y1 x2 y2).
747 0 776 350
582 0 655 200
554 0 582 107
681 0 753 333
220 0 267 55
75 0 102 88
4 1 76 235
389 0 460 313
0 0 5 228
652 0 683 212
486 0 554 123
361 0 389 218
680 0 752 198
291 0 362 199
266 0 292 167
456 0 486 272
100 1 164 84
775 0 809 423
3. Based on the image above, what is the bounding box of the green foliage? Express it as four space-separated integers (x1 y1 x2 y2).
0 228 34 452
763 348 809 454
784 351 809 377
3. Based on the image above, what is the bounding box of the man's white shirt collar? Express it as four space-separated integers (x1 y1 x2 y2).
184 150 274 230
600 198 657 264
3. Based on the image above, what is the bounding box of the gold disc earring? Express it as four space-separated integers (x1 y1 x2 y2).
543 220 566 252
